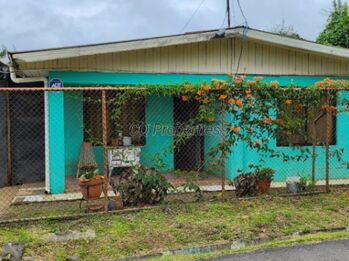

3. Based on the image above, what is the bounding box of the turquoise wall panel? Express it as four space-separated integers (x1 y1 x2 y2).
141 95 174 171
48 91 65 193
225 90 349 181
93 146 104 173
64 92 84 176
204 109 243 177
49 71 349 87
48 71 227 85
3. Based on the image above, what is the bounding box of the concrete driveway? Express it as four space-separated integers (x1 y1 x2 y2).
206 239 349 261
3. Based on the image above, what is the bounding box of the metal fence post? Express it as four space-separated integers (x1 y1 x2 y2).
221 100 226 201
325 91 330 193
102 90 109 211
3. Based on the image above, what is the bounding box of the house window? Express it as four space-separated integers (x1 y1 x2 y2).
83 91 146 146
276 94 336 146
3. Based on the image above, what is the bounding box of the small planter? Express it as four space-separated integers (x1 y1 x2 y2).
79 176 104 200
256 180 271 194
254 167 275 195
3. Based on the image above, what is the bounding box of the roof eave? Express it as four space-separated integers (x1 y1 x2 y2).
10 28 241 63
245 29 349 59
10 27 349 63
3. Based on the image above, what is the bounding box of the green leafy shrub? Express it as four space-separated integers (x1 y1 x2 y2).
296 176 308 192
233 172 258 197
79 168 100 180
296 176 317 192
254 168 275 182
110 166 173 206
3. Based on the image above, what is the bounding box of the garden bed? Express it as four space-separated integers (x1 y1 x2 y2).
1 191 349 260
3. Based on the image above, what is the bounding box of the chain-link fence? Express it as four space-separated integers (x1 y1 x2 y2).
0 86 348 223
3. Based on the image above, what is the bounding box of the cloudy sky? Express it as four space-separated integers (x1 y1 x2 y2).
0 0 342 52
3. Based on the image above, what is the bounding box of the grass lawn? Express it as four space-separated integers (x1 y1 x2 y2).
1 191 349 260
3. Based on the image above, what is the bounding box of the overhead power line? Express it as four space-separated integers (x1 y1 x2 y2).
237 0 248 27
227 0 231 27
180 0 207 33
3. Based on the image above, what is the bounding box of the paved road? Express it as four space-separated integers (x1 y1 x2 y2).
207 239 349 261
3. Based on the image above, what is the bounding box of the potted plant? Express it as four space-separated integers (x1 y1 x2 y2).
79 168 104 200
254 167 275 194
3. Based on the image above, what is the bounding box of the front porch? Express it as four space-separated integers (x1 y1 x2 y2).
5 175 349 207
11 174 235 204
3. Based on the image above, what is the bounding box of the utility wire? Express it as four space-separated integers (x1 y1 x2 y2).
180 0 207 33
227 0 231 27
234 0 249 75
236 0 248 27
219 9 228 29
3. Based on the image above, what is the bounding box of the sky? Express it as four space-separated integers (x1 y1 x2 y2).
0 0 342 52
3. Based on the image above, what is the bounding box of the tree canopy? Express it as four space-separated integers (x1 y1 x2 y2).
0 47 6 59
317 0 349 48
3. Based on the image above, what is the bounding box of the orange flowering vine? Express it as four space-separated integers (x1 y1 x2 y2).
236 99 243 108
207 116 215 123
219 94 227 101
201 84 211 92
270 80 279 87
321 105 337 111
227 98 236 105
231 126 240 134
234 75 245 85
197 90 204 96
182 95 188 102
285 99 292 105
262 117 273 124
213 79 227 90
275 119 285 125
202 98 210 104
247 80 255 87
183 83 192 90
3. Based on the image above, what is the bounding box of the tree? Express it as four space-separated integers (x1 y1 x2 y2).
272 19 303 40
0 45 7 63
317 0 349 48
0 46 6 58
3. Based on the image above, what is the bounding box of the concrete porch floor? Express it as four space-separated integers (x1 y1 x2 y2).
8 175 349 205
11 174 234 204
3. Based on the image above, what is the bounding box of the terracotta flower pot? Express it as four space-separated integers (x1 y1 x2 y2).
256 180 271 194
79 176 104 200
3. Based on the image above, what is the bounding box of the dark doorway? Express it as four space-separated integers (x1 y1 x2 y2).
9 90 45 185
0 65 8 187
174 97 204 171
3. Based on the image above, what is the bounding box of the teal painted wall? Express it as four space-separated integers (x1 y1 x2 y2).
49 71 349 87
141 95 174 171
203 77 349 181
48 91 65 193
243 91 349 182
93 146 104 173
64 92 84 176
47 71 349 194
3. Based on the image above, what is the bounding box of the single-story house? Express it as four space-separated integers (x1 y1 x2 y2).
6 26 349 194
